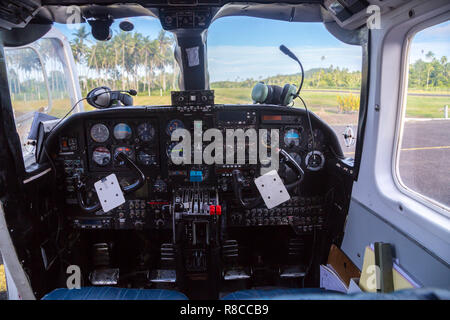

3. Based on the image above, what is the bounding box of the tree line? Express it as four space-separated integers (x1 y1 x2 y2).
68 27 448 93
211 52 449 91
211 66 362 90
70 26 178 95
408 52 449 90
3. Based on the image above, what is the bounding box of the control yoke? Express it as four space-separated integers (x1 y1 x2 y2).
232 149 304 209
75 152 146 213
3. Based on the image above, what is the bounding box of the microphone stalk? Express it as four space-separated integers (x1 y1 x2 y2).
279 45 304 96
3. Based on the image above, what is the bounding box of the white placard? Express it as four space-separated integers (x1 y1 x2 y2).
94 174 125 213
186 46 200 67
254 170 290 209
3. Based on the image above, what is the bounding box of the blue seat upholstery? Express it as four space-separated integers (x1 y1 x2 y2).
42 287 188 300
221 288 339 300
221 287 450 300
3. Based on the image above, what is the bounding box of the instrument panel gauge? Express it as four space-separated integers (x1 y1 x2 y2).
137 149 157 165
92 146 111 166
166 142 184 162
114 146 134 165
284 129 301 147
166 119 184 136
90 124 109 143
305 151 325 171
113 123 132 140
137 123 155 142
261 129 279 149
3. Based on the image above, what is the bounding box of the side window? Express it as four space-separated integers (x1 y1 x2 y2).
5 46 50 159
34 38 73 118
5 37 75 164
397 20 450 211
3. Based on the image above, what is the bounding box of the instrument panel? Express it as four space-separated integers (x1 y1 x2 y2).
87 120 160 170
52 105 341 231
47 103 350 295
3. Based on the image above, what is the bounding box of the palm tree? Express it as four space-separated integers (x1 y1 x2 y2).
70 26 90 91
156 30 174 92
425 51 435 90
69 26 179 95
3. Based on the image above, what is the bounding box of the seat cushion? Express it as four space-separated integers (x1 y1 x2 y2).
221 288 339 300
221 287 450 300
42 287 188 300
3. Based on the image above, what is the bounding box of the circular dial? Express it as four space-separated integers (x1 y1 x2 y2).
166 119 184 136
92 146 111 166
113 123 132 140
90 124 109 143
114 146 134 165
137 122 155 142
137 149 157 165
305 150 325 171
284 129 301 147
166 142 184 161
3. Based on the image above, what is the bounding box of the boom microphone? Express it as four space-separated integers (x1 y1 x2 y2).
279 45 315 151
279 45 300 63
279 45 304 96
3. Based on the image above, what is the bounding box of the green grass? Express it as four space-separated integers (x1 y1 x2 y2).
11 88 450 123
405 95 449 118
214 88 449 119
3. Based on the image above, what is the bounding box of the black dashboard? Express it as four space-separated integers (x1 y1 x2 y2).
48 104 343 232
40 102 352 294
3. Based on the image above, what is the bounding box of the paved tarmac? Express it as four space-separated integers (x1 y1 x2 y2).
332 119 450 207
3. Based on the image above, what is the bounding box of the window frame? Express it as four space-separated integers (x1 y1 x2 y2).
393 16 450 217
4 28 83 174
5 44 52 164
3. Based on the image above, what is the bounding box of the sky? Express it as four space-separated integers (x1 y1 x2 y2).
55 16 449 82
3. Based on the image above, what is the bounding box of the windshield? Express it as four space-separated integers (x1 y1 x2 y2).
208 17 363 157
54 16 363 158
56 17 178 108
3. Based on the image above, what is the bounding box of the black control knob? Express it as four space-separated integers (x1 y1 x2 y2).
156 219 165 228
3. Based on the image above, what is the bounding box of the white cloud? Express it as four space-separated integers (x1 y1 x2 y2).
208 45 362 82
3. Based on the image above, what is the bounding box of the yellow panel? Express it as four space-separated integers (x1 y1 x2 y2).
0 264 6 292
359 246 414 292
